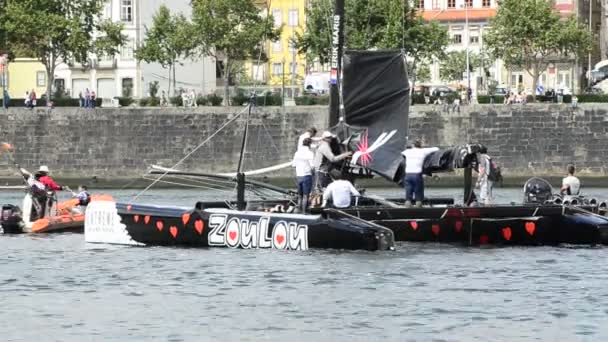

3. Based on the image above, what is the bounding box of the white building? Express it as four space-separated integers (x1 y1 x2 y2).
55 0 141 99
54 0 217 100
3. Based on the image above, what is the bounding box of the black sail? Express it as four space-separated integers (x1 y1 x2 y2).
340 50 410 183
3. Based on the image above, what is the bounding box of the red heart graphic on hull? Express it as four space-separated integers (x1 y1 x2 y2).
194 220 204 234
276 234 285 244
502 227 512 241
144 216 150 224
134 215 139 223
431 224 440 236
410 221 418 230
156 221 164 231
170 226 178 238
228 231 237 241
525 222 536 236
454 221 463 233
182 213 191 225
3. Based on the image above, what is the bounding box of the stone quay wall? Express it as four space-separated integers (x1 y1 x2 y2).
0 104 606 184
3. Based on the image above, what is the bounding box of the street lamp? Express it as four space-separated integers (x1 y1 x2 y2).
462 2 471 102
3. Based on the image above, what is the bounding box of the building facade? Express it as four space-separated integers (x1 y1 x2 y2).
246 0 307 92
54 0 141 99
5 58 47 99
418 0 602 93
54 0 217 100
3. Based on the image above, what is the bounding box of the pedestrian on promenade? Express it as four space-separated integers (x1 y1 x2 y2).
79 91 84 107
3 89 10 109
91 90 96 108
30 89 37 108
85 88 91 108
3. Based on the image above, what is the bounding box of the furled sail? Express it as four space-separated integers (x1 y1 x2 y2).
338 50 410 183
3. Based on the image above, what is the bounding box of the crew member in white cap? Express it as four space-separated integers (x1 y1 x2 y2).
35 165 63 192
314 131 352 189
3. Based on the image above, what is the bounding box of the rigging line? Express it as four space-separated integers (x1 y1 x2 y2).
144 175 240 190
140 177 237 192
142 177 239 194
130 105 250 203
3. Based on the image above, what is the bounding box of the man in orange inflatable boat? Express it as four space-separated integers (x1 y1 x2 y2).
35 165 64 192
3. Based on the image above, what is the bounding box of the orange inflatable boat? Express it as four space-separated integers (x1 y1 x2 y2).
29 195 114 233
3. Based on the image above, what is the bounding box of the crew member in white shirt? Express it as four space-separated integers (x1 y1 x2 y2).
322 177 360 209
292 138 316 213
561 164 581 196
401 139 439 207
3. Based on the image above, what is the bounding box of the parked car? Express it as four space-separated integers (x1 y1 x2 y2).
431 86 458 97
493 85 510 96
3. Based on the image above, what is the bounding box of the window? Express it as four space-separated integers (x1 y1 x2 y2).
452 34 462 44
432 0 440 8
103 2 112 20
121 39 134 60
54 79 65 95
511 73 523 88
122 78 133 97
36 71 46 87
272 40 282 52
272 63 282 76
557 72 571 88
290 62 298 74
417 0 424 9
465 0 472 7
121 0 132 22
448 0 456 8
470 36 479 44
288 9 299 26
272 9 282 27
482 0 491 7
540 73 547 85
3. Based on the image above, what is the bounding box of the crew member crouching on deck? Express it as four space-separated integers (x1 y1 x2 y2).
401 140 439 207
322 176 360 209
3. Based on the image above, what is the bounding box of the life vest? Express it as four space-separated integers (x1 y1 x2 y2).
27 176 47 198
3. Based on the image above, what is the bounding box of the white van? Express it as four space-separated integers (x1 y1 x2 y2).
304 73 330 95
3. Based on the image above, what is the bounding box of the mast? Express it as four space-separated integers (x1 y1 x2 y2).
328 0 345 127
236 99 253 210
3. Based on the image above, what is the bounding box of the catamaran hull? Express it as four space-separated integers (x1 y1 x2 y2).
345 205 608 246
84 199 395 251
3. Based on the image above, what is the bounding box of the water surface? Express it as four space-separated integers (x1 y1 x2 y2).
0 188 607 341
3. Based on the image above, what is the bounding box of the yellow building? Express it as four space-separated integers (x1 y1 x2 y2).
5 58 48 99
247 0 307 90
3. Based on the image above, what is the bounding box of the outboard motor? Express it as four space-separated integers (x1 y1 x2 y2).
0 204 24 234
523 177 554 204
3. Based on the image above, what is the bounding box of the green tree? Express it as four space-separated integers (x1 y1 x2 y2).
294 0 448 100
485 0 592 99
136 5 195 96
439 50 483 82
191 0 280 105
414 63 431 83
0 0 126 100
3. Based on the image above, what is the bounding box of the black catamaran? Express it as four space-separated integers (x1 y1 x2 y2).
84 0 608 249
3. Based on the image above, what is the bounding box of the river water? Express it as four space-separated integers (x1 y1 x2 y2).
1 187 607 341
